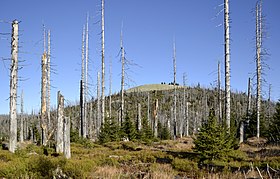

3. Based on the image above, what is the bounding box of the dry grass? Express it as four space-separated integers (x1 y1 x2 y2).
92 166 123 178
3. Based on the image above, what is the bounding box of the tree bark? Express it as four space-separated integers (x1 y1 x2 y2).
153 99 159 138
173 40 177 138
218 61 222 123
101 0 106 125
120 27 125 125
9 20 19 153
56 91 64 153
137 103 142 131
47 30 51 131
256 1 262 138
224 0 231 130
20 90 24 142
41 53 47 146
63 116 71 159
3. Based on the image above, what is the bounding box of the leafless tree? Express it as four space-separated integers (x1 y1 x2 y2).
224 0 231 130
9 20 19 153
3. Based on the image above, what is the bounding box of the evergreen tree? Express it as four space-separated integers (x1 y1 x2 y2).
98 118 120 144
158 122 170 140
120 115 137 141
268 101 280 143
193 108 235 163
139 117 154 141
247 110 268 138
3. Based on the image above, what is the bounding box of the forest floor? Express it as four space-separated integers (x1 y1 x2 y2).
1 137 280 178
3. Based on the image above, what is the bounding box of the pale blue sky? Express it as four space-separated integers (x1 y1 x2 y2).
0 0 279 114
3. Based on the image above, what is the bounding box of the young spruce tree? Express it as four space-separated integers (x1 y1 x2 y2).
193 108 235 163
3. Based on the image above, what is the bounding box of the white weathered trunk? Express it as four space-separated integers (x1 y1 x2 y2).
97 72 101 135
240 121 244 143
47 30 51 131
256 1 262 138
88 98 93 138
218 61 222 123
247 78 252 116
80 25 85 137
84 15 89 138
153 99 159 138
63 116 71 159
41 53 47 146
109 59 112 118
183 74 189 136
20 90 24 142
147 92 150 126
120 27 125 125
56 91 64 153
9 20 19 153
101 0 106 125
224 0 231 130
137 103 142 131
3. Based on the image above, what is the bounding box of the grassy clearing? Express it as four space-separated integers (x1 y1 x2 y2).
1 138 280 178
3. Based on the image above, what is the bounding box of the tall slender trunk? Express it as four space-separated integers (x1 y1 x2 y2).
247 78 252 117
147 92 150 126
183 74 188 136
173 40 177 138
41 53 47 146
80 25 85 137
154 99 159 138
84 15 89 138
218 61 222 123
138 103 142 131
101 0 106 125
47 30 51 131
109 58 112 118
80 80 84 137
56 91 64 153
9 20 19 153
20 90 24 142
256 1 262 138
224 0 231 130
63 116 71 159
120 26 125 125
89 99 93 138
97 72 101 135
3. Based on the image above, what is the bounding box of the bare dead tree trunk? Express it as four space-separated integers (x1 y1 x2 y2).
101 0 106 125
9 20 19 153
80 80 84 137
20 90 24 142
47 30 51 131
97 72 101 135
84 15 89 138
153 99 159 138
109 58 112 118
256 1 262 138
240 121 244 143
247 77 252 116
147 92 150 126
218 61 222 123
56 91 64 153
80 25 85 137
88 98 93 138
173 40 177 138
224 0 231 130
41 53 47 146
137 103 142 131
120 27 125 125
63 116 71 159
183 74 189 136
